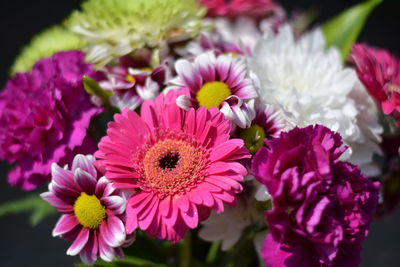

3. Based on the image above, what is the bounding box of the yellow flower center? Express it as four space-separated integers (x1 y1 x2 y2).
125 74 136 83
196 81 231 109
239 124 266 154
74 192 106 229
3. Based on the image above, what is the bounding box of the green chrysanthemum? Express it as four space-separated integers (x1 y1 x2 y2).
11 26 85 74
65 0 206 67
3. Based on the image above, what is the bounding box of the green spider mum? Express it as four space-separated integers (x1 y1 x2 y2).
65 0 206 67
11 26 85 74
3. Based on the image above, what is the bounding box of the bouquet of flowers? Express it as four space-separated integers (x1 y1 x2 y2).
1 0 399 266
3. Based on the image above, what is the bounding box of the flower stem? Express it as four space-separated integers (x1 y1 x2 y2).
206 241 221 264
179 231 192 267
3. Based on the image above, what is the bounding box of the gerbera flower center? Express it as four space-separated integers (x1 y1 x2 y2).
159 152 180 169
74 192 106 229
196 81 231 109
239 124 266 154
138 136 208 198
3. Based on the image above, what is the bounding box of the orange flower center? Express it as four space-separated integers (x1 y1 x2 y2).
136 133 208 198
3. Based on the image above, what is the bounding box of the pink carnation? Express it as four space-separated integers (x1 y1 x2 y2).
96 90 250 242
252 125 379 267
0 51 102 190
200 0 277 19
351 44 400 125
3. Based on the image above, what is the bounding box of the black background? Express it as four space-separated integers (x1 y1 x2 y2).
0 1 399 266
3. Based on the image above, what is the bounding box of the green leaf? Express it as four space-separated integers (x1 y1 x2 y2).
323 0 382 61
75 256 168 267
0 194 56 226
83 76 119 113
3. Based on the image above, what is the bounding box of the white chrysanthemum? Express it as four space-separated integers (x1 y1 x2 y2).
248 24 382 176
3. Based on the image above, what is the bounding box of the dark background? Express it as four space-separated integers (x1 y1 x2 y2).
0 0 399 266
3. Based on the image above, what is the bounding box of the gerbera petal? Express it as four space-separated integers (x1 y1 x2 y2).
180 202 198 229
138 198 159 231
175 195 190 213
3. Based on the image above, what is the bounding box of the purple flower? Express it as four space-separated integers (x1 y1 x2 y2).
0 51 102 190
41 154 135 265
252 125 380 267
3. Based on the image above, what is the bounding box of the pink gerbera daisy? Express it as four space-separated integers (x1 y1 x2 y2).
168 51 257 128
41 154 134 265
96 90 250 242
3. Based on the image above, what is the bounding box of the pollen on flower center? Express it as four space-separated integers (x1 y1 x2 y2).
239 124 266 154
125 74 136 83
74 192 106 229
196 81 231 109
138 136 208 198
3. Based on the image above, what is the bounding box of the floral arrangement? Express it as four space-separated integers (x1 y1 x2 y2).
1 0 399 266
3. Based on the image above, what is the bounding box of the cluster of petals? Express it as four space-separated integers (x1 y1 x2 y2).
0 51 101 190
168 51 258 128
95 90 250 242
200 0 278 19
248 24 382 176
252 125 380 267
351 44 400 125
99 55 169 110
41 154 134 265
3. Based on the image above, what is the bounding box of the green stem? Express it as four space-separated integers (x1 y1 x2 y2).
179 231 192 267
206 241 221 264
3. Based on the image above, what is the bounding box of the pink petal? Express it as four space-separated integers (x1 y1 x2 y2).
102 196 125 215
51 164 79 192
209 139 246 162
198 188 215 207
159 196 172 217
126 203 138 234
79 231 98 265
180 203 199 229
138 198 159 231
67 227 90 256
74 168 96 195
107 215 126 246
98 232 116 262
175 195 190 213
41 192 74 213
52 214 79 237
95 177 109 198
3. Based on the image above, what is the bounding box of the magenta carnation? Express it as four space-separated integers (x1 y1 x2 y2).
351 44 400 125
200 0 277 19
96 90 250 243
0 51 102 190
252 125 379 267
41 154 134 265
